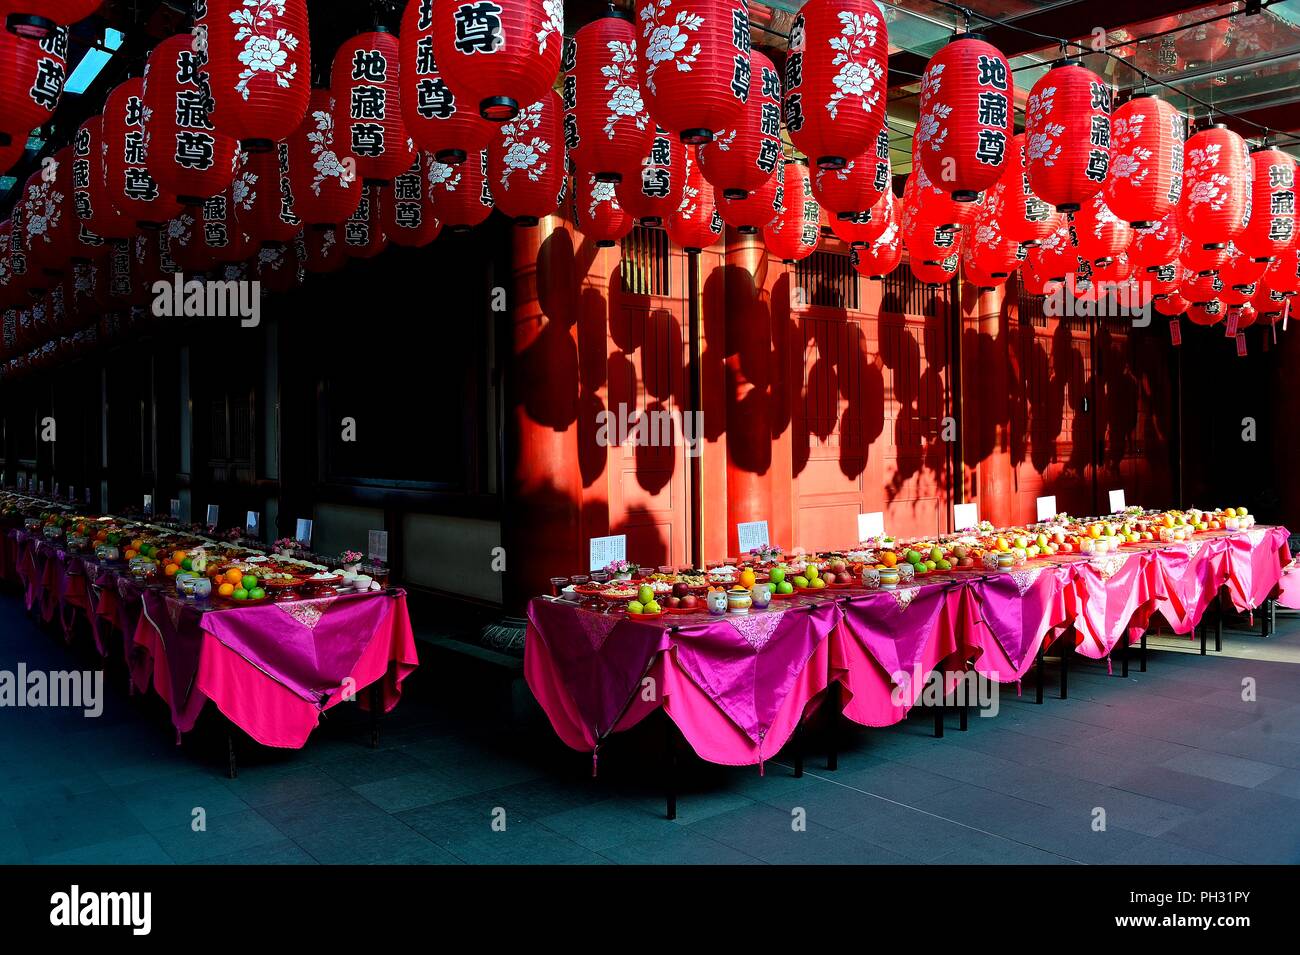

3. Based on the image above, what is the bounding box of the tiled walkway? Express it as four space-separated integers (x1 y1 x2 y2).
2 592 1299 864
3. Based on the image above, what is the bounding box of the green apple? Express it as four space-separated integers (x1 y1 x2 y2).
938 559 951 571
793 575 809 589
768 567 786 585
929 546 943 562
777 581 794 594
242 574 258 592
232 588 248 600
806 565 820 579
905 550 921 564
811 577 826 589
643 600 660 613
248 587 266 600
628 600 645 614
638 585 654 605
924 560 936 571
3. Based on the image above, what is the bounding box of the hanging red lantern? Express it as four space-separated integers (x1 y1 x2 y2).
1024 60 1111 213
763 160 819 263
1128 214 1180 270
1073 193 1132 265
635 0 748 144
1180 124 1251 250
1018 261 1059 297
1179 234 1229 273
1237 146 1296 262
1228 302 1257 330
0 26 66 144
284 88 363 225
1261 247 1300 298
428 148 494 232
1181 267 1224 304
915 33 1012 200
342 182 388 258
849 206 901 278
910 251 958 287
19 149 77 273
783 0 888 170
1092 250 1133 285
399 0 494 164
232 145 303 247
665 145 722 252
142 34 241 204
962 244 1005 290
1144 259 1181 297
902 205 962 265
332 30 413 183
564 12 654 183
830 182 893 246
1153 292 1187 317
386 153 443 246
1104 93 1184 228
430 0 564 123
198 181 254 264
718 154 783 233
301 223 346 273
907 162 983 233
1186 299 1224 326
1027 216 1077 281
71 115 124 241
488 90 565 225
572 170 632 247
617 127 685 226
813 126 889 218
163 210 212 273
103 79 184 227
967 214 1019 280
1251 284 1288 323
1 1 98 38
204 0 311 149
254 240 301 294
998 132 1056 246
1220 241 1268 289
697 48 781 199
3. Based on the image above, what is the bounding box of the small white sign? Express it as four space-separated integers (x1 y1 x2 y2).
245 511 259 536
1036 495 1057 522
38 480 45 494
589 534 627 572
170 498 181 519
953 503 979 532
85 487 92 505
857 512 885 541
295 519 313 547
54 484 61 499
143 494 153 516
368 530 388 562
1108 489 1126 513
205 504 219 527
736 520 770 554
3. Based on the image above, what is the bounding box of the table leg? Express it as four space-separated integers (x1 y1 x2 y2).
933 700 945 739
1035 642 1045 705
664 715 677 821
1060 641 1069 700
226 731 238 780
1120 633 1129 679
1199 621 1207 656
1140 632 1147 673
369 683 381 749
1266 598 1276 637
793 720 804 779
826 681 839 772
1214 594 1222 653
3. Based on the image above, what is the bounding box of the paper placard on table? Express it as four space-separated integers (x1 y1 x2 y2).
1035 495 1057 522
953 503 979 531
736 521 770 554
245 511 259 535
170 498 181 519
85 488 92 505
295 519 313 547
1108 489 1126 513
588 534 626 572
143 494 153 515
368 530 389 562
38 480 45 494
54 484 61 499
205 505 219 527
857 512 885 541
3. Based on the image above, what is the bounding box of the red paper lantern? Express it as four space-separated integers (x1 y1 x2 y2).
763 160 819 263
399 0 494 164
1179 234 1229 273
998 133 1056 246
1237 146 1297 262
907 162 983 233
915 33 1012 200
431 0 565 122
254 240 301 293
1027 217 1077 281
665 146 722 252
718 154 783 233
1220 241 1268 289
1180 124 1251 250
204 0 311 148
1181 267 1223 303
198 183 253 264
1153 293 1187 317
285 88 363 225
488 90 565 225
163 210 212 273
103 79 184 227
332 30 412 183
18 149 77 273
1143 259 1180 297
1128 214 1180 269
71 115 126 241
1018 261 1059 297
1024 61 1111 213
428 148 494 231
635 0 749 144
231 145 303 247
1229 303 1257 330
697 48 781 199
1261 247 1300 297
1186 299 1224 325
617 127 685 226
572 170 632 247
0 26 66 144
967 214 1019 280
1092 250 1133 285
142 34 241 204
813 126 889 217
564 12 654 183
849 206 900 278
301 223 346 273
385 153 443 247
342 182 388 258
830 183 893 246
783 0 888 170
910 251 958 287
902 199 961 264
1103 93 1184 228
1073 193 1132 265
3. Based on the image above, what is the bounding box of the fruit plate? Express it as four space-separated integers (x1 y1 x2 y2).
826 581 857 588
664 605 700 614
626 610 665 621
769 590 799 599
572 584 607 596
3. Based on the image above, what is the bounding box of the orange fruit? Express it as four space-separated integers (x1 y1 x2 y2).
739 568 756 588
173 549 187 563
124 549 137 560
131 539 144 552
164 563 179 576
224 567 244 585
218 582 235 597
880 551 897 568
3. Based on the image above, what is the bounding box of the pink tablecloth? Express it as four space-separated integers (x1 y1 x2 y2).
527 526 1292 762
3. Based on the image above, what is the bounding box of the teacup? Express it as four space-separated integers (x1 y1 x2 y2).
751 582 772 608
706 590 728 615
861 567 881 590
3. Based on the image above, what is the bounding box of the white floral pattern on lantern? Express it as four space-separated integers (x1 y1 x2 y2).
601 39 649 139
1108 110 1150 187
228 0 301 101
231 156 258 210
537 0 565 55
427 159 462 192
827 9 884 120
639 0 703 96
1184 141 1228 213
496 101 551 189
305 107 353 196
915 63 952 152
588 177 620 220
1025 85 1064 167
22 182 62 247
